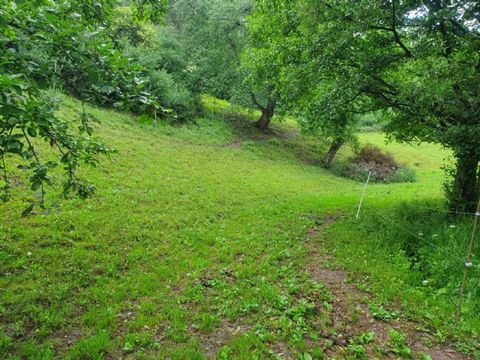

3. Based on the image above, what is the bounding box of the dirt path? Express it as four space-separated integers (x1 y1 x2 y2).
304 216 471 360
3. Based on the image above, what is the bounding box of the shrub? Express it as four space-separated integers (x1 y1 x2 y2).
147 70 201 122
332 162 370 183
27 23 161 118
120 37 200 122
356 144 398 168
333 144 416 183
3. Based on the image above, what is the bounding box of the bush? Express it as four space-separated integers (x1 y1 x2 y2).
333 144 416 183
356 144 398 169
27 8 198 123
120 33 200 122
27 23 161 118
332 162 371 182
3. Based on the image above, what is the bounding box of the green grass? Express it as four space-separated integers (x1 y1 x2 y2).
1 94 478 358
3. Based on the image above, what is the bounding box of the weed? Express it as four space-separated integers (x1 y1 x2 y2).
346 331 375 360
0 333 13 353
369 304 399 322
388 330 412 358
67 332 111 360
419 354 432 360
347 343 368 360
193 313 220 333
357 331 375 345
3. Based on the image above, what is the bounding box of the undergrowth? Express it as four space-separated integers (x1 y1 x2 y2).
326 201 480 356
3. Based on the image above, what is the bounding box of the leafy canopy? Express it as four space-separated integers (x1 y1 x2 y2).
249 0 480 209
0 0 167 213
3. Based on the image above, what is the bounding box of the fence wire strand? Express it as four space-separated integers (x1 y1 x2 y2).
397 204 478 217
354 177 480 322
376 213 470 265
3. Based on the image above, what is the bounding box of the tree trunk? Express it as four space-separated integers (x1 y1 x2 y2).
449 153 479 213
255 99 276 131
323 139 344 168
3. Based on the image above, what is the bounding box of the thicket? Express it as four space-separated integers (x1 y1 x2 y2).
112 7 201 121
333 145 417 183
0 0 199 211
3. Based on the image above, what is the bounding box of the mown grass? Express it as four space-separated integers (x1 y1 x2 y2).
0 94 478 359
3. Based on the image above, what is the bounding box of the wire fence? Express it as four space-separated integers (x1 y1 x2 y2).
394 204 479 217
354 173 480 324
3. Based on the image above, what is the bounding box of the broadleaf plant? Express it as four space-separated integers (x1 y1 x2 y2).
0 0 168 214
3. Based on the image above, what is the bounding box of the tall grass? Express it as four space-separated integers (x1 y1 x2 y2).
327 201 480 345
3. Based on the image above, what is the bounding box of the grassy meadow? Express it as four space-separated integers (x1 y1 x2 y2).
0 95 478 359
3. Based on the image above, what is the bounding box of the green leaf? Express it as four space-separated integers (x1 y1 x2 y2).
27 127 37 137
21 203 35 217
30 181 41 191
303 353 313 360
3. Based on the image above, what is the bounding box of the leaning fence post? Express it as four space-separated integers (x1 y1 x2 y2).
456 196 480 323
356 170 372 220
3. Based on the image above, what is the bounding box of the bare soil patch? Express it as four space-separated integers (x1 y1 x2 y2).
192 320 252 359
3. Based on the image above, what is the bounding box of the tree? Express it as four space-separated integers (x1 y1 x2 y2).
244 0 374 165
168 0 238 97
206 0 279 131
278 62 363 167
169 0 279 130
0 0 167 213
252 0 480 211
241 1 284 130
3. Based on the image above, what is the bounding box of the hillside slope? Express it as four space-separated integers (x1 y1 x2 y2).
1 96 476 359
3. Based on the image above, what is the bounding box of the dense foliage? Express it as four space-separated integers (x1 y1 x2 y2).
168 0 279 130
113 7 200 121
0 0 120 213
168 0 248 99
0 0 188 211
248 0 480 211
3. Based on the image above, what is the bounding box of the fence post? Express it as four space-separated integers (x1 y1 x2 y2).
456 196 480 322
356 170 371 220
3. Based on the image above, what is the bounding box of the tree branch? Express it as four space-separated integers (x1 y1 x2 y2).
21 128 45 207
250 92 265 111
391 0 413 58
369 25 393 32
